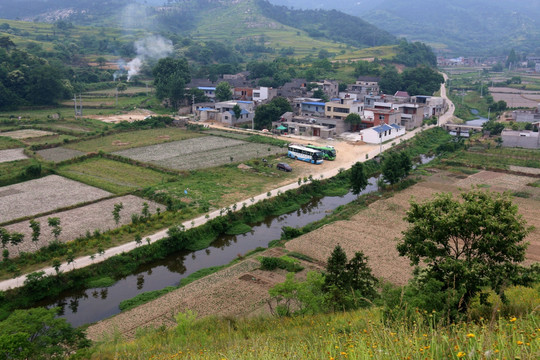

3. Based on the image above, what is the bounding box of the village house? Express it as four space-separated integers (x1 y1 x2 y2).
362 107 400 129
213 100 255 126
275 115 345 139
253 87 277 103
393 103 425 130
325 97 364 120
360 123 405 144
348 76 380 96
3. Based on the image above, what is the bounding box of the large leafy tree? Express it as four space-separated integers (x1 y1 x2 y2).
397 190 530 314
0 307 89 359
153 57 191 109
350 161 368 196
253 97 292 130
215 81 232 102
381 152 412 186
344 113 361 132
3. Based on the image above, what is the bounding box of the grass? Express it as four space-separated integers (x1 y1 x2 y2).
57 157 177 194
86 307 539 359
225 223 252 235
443 148 540 170
65 128 205 153
0 136 25 150
146 160 298 211
86 276 116 288
0 159 45 187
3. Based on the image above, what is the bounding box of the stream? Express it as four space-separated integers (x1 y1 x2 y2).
42 155 434 327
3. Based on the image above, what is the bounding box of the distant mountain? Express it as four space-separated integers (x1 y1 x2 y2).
0 0 396 51
269 0 540 56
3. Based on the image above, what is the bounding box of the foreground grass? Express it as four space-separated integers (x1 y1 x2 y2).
65 128 205 153
87 308 539 359
57 157 176 194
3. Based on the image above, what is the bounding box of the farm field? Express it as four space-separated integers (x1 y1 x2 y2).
489 87 540 108
57 158 177 194
4 195 160 258
0 175 112 224
286 170 540 285
36 147 86 163
442 146 540 170
0 148 27 163
0 137 24 150
113 136 286 171
147 158 299 210
65 128 204 153
0 159 38 187
0 129 56 139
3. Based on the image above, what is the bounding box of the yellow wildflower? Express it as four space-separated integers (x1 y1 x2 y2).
457 351 466 358
510 317 517 322
466 333 475 338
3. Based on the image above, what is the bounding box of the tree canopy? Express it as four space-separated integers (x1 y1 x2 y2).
152 57 191 109
397 190 530 314
253 97 292 130
215 81 232 102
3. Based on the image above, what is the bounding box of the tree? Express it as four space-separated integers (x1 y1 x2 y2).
344 113 361 132
482 120 505 135
47 217 62 243
379 66 402 95
215 81 232 101
232 104 242 123
112 202 123 225
382 152 411 187
350 162 368 196
96 56 107 69
253 97 292 130
0 307 89 359
0 36 15 51
153 57 191 109
397 190 530 314
29 220 40 248
312 88 328 102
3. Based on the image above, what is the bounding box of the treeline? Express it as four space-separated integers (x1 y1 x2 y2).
0 47 71 110
255 0 396 48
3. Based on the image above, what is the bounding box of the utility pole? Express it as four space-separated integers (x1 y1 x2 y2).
116 87 118 107
74 94 82 118
487 107 491 121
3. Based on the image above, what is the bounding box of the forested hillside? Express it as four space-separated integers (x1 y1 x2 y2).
271 0 540 56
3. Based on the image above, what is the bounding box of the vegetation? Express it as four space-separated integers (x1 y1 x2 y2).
253 97 292 130
397 190 531 318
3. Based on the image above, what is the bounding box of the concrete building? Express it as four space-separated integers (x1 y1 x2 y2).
360 123 405 144
348 77 380 96
253 87 277 103
394 103 425 130
214 100 255 126
325 98 364 120
501 129 540 149
512 104 540 123
362 108 400 129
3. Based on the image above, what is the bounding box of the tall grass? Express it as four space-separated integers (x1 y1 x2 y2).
86 306 539 359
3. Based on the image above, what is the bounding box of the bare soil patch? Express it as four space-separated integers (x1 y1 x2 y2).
4 195 160 258
0 129 56 139
36 147 86 163
112 140 131 146
0 148 28 163
85 109 155 124
0 175 111 224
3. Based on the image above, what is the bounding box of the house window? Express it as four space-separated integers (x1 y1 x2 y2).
327 106 331 111
254 92 260 97
379 115 385 120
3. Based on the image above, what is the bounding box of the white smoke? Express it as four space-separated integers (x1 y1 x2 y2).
127 36 173 80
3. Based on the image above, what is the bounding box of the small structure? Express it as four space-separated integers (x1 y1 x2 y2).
512 104 540 123
360 123 405 144
501 129 540 149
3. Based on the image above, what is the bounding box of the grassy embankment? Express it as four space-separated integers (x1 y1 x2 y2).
85 303 539 360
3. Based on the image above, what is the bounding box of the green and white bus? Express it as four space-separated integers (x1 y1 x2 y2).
305 144 336 161
287 144 324 164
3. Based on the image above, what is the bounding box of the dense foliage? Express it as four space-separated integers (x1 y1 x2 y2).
256 0 396 48
253 97 292 130
397 190 531 317
379 65 444 96
393 40 437 67
0 47 70 109
152 57 191 109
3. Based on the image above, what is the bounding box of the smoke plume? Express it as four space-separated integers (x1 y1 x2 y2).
127 35 173 80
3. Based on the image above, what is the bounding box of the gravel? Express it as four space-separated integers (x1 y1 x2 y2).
0 129 55 139
0 148 28 163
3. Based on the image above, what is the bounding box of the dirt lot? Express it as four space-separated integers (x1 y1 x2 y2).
4 195 160 258
0 175 112 224
84 109 155 124
86 169 540 341
0 148 28 163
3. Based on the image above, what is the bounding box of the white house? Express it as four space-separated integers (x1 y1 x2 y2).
360 123 405 144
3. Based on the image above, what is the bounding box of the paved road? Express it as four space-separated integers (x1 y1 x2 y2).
0 76 455 291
